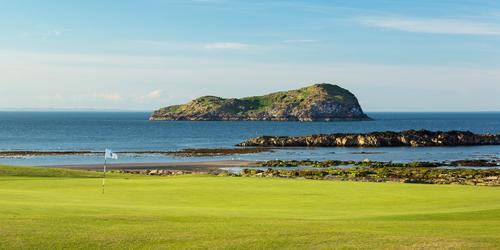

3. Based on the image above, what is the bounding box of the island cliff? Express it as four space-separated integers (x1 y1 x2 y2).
150 83 369 121
237 130 500 147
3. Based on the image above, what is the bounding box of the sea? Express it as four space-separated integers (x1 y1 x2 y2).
0 112 499 166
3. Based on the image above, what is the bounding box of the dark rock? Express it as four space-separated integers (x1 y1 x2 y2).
237 130 500 147
170 148 273 157
449 159 498 167
238 167 500 186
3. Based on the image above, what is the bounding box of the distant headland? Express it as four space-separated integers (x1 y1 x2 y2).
150 83 369 121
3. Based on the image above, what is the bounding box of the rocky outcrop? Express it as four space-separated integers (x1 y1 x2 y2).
150 83 369 121
239 168 500 186
237 130 500 147
259 159 499 168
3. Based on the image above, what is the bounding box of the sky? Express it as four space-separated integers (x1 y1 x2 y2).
1 0 500 112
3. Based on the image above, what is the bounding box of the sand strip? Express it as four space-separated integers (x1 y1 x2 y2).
45 160 259 172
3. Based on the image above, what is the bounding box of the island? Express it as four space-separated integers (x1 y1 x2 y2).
150 83 369 121
237 130 500 147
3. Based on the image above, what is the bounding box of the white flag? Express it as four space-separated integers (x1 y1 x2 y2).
105 149 118 160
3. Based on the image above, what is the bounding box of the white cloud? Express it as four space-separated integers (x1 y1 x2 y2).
135 90 163 103
359 16 500 35
22 28 69 40
128 40 197 50
491 11 500 18
1 50 499 111
204 42 249 49
145 90 162 99
96 93 123 101
125 40 253 51
97 90 162 103
283 39 319 43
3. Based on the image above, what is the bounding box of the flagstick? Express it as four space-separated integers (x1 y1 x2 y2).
102 157 106 194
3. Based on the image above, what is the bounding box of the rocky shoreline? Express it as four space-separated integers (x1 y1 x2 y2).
248 159 500 185
238 167 500 186
170 148 272 157
237 130 500 147
259 159 499 168
106 159 500 186
0 148 272 158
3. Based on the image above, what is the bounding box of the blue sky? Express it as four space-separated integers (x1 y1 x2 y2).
1 0 500 111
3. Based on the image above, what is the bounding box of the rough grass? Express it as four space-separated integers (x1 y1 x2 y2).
0 165 105 178
0 165 128 178
0 165 499 249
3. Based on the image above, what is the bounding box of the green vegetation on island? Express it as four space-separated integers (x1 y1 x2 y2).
150 83 369 121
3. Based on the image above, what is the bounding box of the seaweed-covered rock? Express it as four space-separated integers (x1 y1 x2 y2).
239 167 500 186
238 130 500 147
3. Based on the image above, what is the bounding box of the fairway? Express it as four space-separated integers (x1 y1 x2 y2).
0 166 500 249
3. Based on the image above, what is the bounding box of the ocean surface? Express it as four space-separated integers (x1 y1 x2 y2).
0 112 499 166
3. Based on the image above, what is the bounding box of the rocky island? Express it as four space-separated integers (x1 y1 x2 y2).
237 130 500 147
150 83 369 121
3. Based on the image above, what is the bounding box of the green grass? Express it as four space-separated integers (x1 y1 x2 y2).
159 84 361 116
0 165 104 178
0 166 499 249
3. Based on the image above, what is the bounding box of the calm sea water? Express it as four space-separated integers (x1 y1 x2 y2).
0 112 499 165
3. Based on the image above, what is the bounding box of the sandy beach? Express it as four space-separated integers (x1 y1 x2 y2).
45 160 259 172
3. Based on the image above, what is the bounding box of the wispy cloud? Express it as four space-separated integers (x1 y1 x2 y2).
135 90 163 103
145 90 162 99
2 50 499 111
44 90 164 106
129 40 197 50
283 39 319 43
359 16 500 35
22 28 69 40
127 40 252 51
98 90 164 103
95 93 123 101
204 42 249 49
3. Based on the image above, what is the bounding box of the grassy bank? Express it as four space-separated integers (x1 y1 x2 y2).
0 166 499 249
0 165 105 178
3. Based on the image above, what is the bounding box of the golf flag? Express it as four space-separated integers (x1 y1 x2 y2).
102 149 117 194
105 149 118 160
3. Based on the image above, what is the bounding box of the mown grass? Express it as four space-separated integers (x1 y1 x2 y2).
0 165 499 249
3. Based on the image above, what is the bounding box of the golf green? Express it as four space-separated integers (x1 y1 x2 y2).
0 165 499 249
